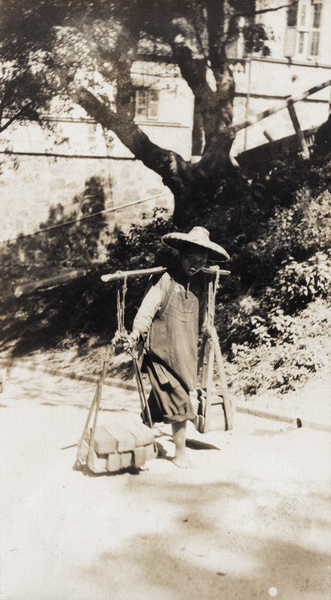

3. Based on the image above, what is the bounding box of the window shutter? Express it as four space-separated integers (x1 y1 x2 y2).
136 90 147 117
309 30 320 56
284 27 297 57
287 1 298 26
147 90 159 119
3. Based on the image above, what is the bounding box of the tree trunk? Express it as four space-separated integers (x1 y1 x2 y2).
77 59 235 229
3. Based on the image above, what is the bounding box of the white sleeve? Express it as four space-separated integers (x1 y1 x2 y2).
132 276 165 339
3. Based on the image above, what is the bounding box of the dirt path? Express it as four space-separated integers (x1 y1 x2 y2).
1 367 330 600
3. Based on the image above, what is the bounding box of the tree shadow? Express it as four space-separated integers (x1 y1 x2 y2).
79 477 331 599
0 176 119 359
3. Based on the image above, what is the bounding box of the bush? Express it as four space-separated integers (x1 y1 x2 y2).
222 299 296 353
228 335 325 397
269 251 331 313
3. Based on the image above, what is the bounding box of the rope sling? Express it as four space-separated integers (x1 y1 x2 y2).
74 275 156 473
197 267 234 432
116 275 127 337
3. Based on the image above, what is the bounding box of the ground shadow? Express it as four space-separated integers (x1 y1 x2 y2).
79 477 330 600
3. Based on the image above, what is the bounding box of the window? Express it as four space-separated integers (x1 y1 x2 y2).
309 2 322 56
299 3 307 27
298 31 305 54
312 1 322 28
309 30 320 56
284 0 323 59
297 1 309 56
284 1 298 57
135 89 159 120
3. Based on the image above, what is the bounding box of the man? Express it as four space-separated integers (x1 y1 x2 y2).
126 227 229 468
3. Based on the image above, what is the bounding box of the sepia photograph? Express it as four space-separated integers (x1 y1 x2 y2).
0 1 330 598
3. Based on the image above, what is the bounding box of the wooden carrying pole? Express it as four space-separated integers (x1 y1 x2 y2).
101 266 167 282
101 265 231 282
14 265 231 297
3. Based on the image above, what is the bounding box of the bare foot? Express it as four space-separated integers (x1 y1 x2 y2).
171 422 194 468
172 454 194 469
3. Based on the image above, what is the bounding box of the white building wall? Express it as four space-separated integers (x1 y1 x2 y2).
132 60 194 160
230 0 331 154
231 57 331 155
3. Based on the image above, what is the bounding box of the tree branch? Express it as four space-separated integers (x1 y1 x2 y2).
234 1 296 20
76 86 191 196
0 102 35 134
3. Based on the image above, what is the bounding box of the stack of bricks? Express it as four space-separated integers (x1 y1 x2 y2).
84 420 157 474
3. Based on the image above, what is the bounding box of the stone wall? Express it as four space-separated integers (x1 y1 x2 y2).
0 152 173 245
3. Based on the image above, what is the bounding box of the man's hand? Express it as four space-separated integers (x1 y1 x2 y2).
122 330 140 350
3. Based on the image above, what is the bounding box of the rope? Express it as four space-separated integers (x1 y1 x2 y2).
207 267 221 328
116 275 128 336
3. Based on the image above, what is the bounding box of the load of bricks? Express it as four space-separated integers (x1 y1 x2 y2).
83 419 157 474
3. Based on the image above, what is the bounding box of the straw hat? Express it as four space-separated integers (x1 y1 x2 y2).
162 227 230 261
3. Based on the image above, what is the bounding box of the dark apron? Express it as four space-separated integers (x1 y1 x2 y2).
144 272 203 423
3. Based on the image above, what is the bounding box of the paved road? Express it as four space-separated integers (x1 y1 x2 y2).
0 367 330 600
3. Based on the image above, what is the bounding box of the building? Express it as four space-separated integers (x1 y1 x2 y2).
1 1 330 245
230 0 331 155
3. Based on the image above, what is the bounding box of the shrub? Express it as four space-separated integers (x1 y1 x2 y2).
228 336 324 397
223 299 297 353
269 251 331 313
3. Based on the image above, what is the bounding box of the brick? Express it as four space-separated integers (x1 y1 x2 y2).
76 439 89 463
144 443 156 462
87 450 108 474
208 412 226 432
197 415 205 434
101 423 136 453
115 431 136 453
107 452 121 473
120 452 133 470
133 446 146 469
93 426 117 455
129 424 154 447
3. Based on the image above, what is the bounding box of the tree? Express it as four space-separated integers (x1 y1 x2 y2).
0 0 280 225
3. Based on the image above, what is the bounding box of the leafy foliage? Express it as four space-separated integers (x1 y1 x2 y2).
269 252 331 313
108 208 174 272
206 147 331 396
243 23 271 56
